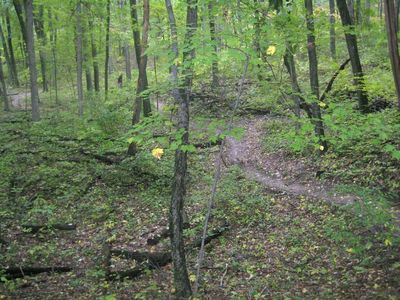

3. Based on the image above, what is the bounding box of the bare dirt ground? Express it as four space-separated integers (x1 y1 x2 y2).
224 116 358 206
8 90 30 110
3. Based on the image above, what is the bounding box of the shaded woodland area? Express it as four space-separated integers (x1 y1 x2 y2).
0 0 399 299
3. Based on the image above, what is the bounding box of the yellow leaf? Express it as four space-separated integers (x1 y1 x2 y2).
266 45 276 55
189 274 196 282
346 247 354 253
384 239 392 246
319 145 325 151
151 148 164 160
319 101 326 108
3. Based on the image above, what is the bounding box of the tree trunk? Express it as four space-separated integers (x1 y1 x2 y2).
13 0 27 51
33 5 48 92
104 0 111 94
76 1 84 116
336 0 369 112
0 48 10 111
305 0 327 151
208 1 219 88
89 20 100 92
5 9 19 86
124 44 132 81
365 0 371 26
384 0 400 110
355 0 361 24
130 0 141 68
49 9 58 104
347 0 355 21
24 0 40 121
164 0 196 298
127 0 151 155
329 0 336 59
0 22 18 86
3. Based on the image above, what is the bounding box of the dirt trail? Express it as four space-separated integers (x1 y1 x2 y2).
8 90 30 109
224 116 358 205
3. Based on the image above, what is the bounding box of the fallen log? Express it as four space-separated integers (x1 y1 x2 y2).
111 250 171 266
21 223 76 234
2 266 72 279
147 228 170 246
193 139 223 149
107 226 229 280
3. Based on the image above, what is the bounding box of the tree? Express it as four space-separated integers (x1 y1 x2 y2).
329 0 336 60
33 5 48 92
5 7 19 86
384 0 400 110
24 0 40 121
208 0 218 88
89 19 100 92
0 21 18 85
104 0 111 94
305 0 327 151
165 0 198 297
0 47 10 111
76 0 83 116
336 0 369 112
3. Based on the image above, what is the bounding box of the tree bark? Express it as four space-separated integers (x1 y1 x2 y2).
5 9 19 86
13 0 27 51
89 20 100 92
33 5 48 92
124 44 132 80
329 0 336 59
384 0 400 110
104 0 111 94
365 0 371 26
130 0 141 68
49 9 58 104
165 0 196 298
347 0 355 21
0 48 10 111
0 22 18 86
336 0 369 112
208 1 219 88
305 0 326 151
76 0 84 116
24 0 40 121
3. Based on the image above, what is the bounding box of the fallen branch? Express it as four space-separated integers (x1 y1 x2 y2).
3 266 72 279
193 139 223 149
319 58 351 103
21 223 76 234
79 149 123 165
147 228 170 245
107 226 229 280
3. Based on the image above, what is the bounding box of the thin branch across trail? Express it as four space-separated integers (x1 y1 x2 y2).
193 48 250 294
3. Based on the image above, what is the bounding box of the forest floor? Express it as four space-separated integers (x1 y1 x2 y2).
0 101 399 299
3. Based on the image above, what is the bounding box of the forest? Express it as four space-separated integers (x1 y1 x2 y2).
0 0 399 299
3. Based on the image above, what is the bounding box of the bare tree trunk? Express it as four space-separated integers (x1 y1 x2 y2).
5 9 19 86
305 0 327 151
384 0 400 110
13 0 27 51
379 0 383 20
49 9 58 104
104 0 111 94
329 0 336 59
355 0 361 24
0 48 10 111
164 0 196 298
130 0 141 68
0 22 18 86
33 5 48 92
336 0 369 112
365 0 371 26
208 1 219 89
24 0 40 121
347 0 355 21
89 20 100 92
76 0 84 116
124 44 132 80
